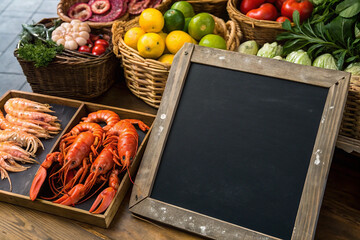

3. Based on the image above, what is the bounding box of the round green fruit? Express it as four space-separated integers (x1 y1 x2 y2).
171 1 195 18
199 34 227 50
188 13 215 41
183 17 192 32
164 9 185 33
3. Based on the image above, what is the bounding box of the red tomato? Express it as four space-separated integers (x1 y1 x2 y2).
276 16 291 22
266 0 276 3
86 38 93 48
240 0 266 14
94 39 109 48
275 0 287 10
281 0 313 22
92 44 106 55
78 45 92 53
90 34 100 42
246 3 278 21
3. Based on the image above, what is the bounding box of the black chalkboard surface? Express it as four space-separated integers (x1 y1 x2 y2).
130 44 350 240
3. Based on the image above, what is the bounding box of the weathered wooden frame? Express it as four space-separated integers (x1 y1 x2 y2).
129 43 350 239
0 90 155 228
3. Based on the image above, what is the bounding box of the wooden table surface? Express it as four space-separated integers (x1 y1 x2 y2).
0 80 359 240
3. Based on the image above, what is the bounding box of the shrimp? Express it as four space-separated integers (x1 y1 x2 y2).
4 98 53 113
5 114 61 135
0 142 37 164
4 104 59 124
0 129 44 155
82 110 120 131
0 151 30 191
0 112 51 139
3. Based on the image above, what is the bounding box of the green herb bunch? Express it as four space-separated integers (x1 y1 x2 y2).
18 40 64 67
17 19 63 67
276 0 360 70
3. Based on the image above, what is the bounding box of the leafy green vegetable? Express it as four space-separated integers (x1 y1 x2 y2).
18 19 62 47
336 0 360 18
17 40 64 67
344 62 360 75
256 42 283 58
312 53 338 70
238 40 259 55
17 19 63 67
285 50 312 65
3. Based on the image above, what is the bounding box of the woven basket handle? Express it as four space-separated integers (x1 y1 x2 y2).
225 20 242 51
112 20 127 58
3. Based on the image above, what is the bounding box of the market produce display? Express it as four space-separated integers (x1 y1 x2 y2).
30 110 149 214
0 98 61 191
123 2 227 64
277 0 360 70
66 0 163 22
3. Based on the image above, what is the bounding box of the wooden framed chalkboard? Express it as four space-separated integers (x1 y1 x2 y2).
129 43 350 239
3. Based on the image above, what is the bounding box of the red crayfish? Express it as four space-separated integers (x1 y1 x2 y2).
29 110 149 214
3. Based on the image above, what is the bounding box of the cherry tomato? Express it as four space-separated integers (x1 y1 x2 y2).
92 44 106 55
281 0 313 22
90 34 100 42
275 0 287 10
240 0 266 14
78 45 92 53
276 16 291 22
94 39 109 48
246 3 278 21
87 38 93 48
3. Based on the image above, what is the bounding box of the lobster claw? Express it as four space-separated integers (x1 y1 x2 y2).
89 186 116 214
54 184 86 206
30 152 61 201
29 167 47 201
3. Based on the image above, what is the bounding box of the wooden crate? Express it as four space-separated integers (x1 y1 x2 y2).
0 90 155 228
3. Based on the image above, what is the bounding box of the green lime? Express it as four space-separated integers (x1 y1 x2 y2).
199 34 227 50
188 13 215 41
171 1 195 18
164 9 185 33
183 17 192 32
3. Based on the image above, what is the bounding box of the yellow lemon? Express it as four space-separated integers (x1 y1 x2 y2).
137 33 165 59
124 27 145 50
158 54 175 65
191 37 198 45
139 8 164 33
165 30 193 54
158 32 170 54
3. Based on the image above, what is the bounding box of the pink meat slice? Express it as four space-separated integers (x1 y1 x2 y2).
128 0 151 15
89 0 126 22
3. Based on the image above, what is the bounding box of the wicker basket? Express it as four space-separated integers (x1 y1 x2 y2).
177 0 229 18
112 15 242 108
57 0 173 29
340 75 360 140
227 0 290 45
15 18 118 100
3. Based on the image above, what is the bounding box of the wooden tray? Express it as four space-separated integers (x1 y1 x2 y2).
0 90 155 228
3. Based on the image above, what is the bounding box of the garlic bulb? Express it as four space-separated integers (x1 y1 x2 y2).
51 20 91 50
